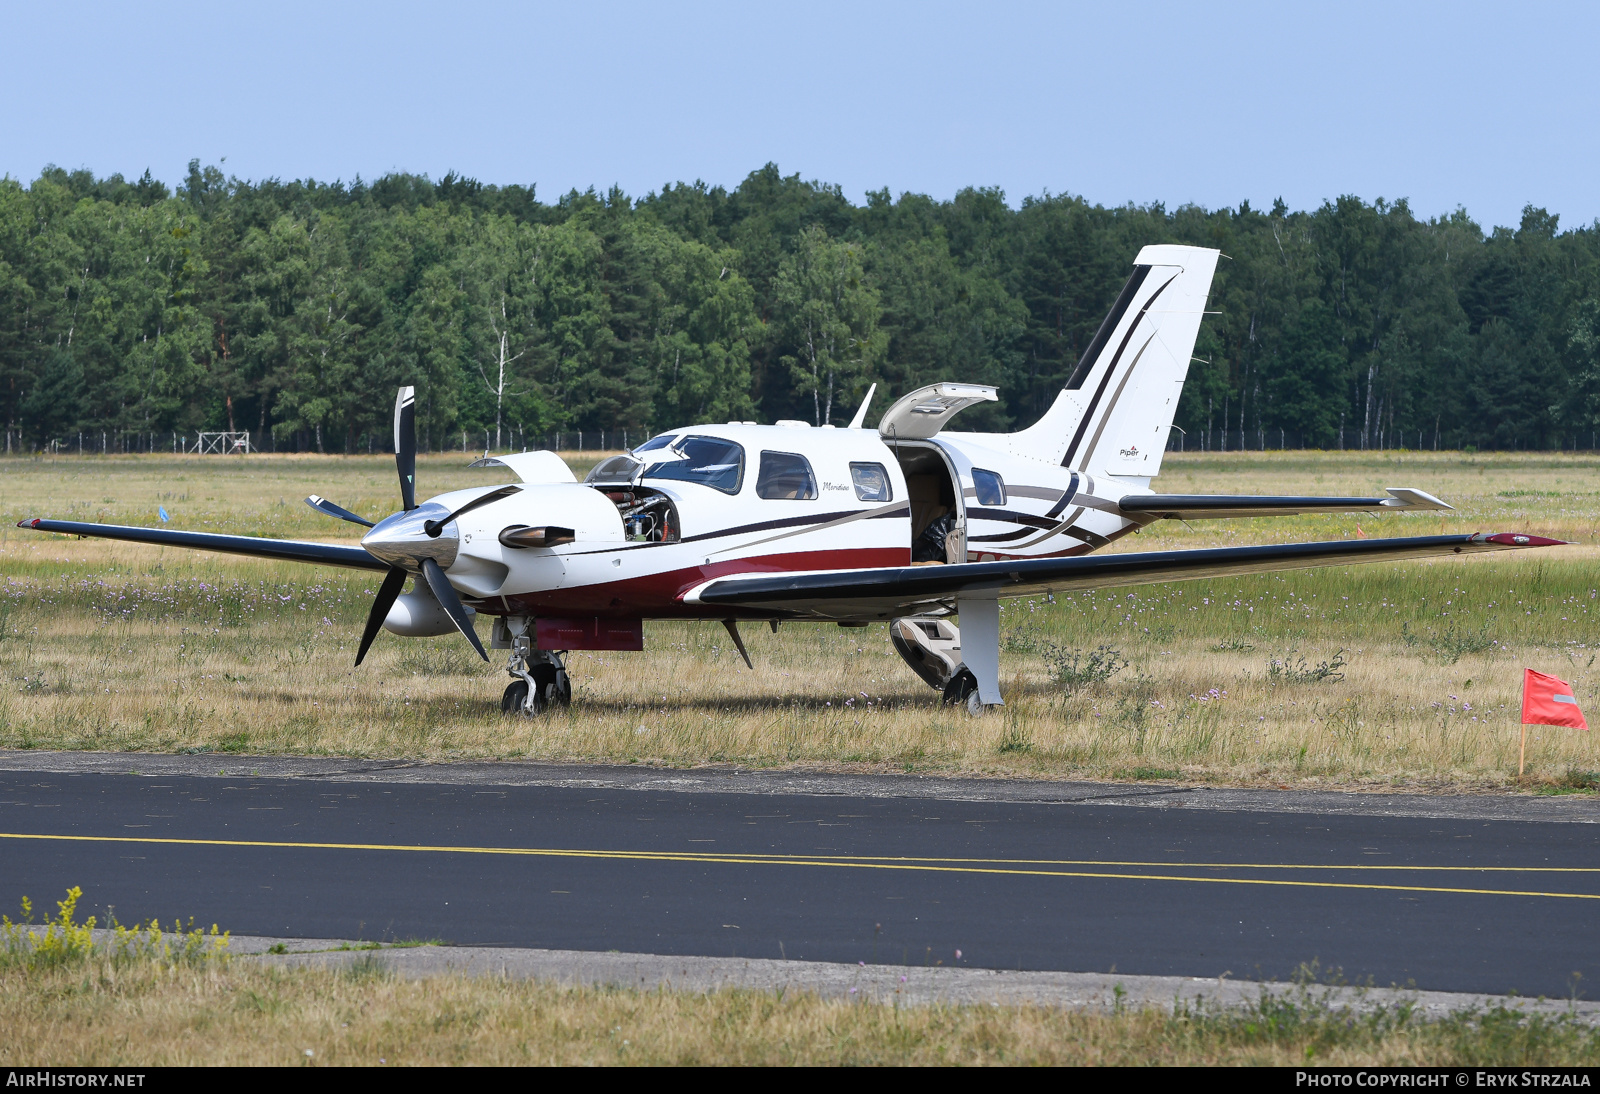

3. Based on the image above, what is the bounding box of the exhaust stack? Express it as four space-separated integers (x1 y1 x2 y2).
499 525 576 550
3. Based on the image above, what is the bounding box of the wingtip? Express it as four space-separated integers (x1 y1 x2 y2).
16 518 40 529
1482 532 1567 547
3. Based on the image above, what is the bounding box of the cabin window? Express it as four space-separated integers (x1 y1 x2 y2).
972 468 1006 506
756 451 818 500
849 462 892 502
643 436 745 494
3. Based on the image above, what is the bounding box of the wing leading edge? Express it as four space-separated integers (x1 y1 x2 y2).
689 532 1563 620
17 518 388 572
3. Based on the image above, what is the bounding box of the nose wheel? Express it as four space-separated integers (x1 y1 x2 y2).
498 616 571 716
502 664 570 716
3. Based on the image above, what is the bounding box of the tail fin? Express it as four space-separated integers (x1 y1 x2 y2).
1006 245 1218 481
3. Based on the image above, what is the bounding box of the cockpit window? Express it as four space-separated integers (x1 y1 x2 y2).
756 451 818 500
633 433 678 455
585 454 642 485
642 435 745 494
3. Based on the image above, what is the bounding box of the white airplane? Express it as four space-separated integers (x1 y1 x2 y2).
18 245 1562 715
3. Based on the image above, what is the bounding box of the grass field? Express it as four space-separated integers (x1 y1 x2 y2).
4 947 1596 1066
6 886 1593 1066
0 449 1596 790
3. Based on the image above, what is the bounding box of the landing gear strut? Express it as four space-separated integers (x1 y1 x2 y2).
494 616 570 716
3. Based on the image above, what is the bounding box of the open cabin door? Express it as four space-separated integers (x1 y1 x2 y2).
891 441 965 565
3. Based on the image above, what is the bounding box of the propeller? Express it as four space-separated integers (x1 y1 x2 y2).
395 386 417 511
355 566 409 666
304 384 502 666
423 484 521 538
304 495 375 528
421 556 488 661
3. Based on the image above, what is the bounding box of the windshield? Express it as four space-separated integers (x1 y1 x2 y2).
642 435 745 494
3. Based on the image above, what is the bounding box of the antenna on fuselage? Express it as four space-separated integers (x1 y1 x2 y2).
847 384 876 429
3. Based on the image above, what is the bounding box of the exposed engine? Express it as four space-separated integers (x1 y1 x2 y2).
598 488 680 543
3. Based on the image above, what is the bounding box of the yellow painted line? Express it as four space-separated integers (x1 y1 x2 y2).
3 831 1598 901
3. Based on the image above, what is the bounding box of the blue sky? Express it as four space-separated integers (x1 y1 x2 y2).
3 0 1595 230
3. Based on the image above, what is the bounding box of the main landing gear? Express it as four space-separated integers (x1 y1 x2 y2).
889 595 1004 716
493 616 571 716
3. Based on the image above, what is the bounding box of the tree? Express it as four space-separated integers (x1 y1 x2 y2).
773 225 884 425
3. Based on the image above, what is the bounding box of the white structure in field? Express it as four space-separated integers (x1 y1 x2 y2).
192 431 252 454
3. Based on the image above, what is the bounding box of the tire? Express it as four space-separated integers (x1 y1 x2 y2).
504 667 571 717
528 662 560 713
501 680 530 716
942 667 978 706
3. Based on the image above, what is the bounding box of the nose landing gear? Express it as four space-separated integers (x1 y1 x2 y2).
493 615 571 716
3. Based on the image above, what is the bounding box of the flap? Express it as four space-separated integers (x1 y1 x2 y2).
877 383 998 440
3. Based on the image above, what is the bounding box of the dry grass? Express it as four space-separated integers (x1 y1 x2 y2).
4 957 1597 1066
0 449 1597 791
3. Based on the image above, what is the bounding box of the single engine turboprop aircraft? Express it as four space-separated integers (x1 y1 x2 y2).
18 245 1563 715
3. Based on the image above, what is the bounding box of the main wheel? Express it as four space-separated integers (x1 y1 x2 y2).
942 667 978 706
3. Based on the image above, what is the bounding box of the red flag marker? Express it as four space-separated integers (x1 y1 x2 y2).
1519 669 1588 775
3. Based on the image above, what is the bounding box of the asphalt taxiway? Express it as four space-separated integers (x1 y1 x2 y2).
2 752 1597 998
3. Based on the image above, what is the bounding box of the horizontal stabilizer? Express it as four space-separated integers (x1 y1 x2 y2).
1119 488 1453 520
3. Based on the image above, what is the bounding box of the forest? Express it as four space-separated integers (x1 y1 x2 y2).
1 160 1597 455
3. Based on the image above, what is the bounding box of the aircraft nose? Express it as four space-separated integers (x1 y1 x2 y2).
360 505 459 571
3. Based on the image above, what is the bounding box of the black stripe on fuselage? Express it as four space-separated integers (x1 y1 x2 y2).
1045 473 1081 517
564 503 912 557
968 528 1034 544
965 507 1064 531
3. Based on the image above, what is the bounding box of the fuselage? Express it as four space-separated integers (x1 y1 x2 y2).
369 422 1149 622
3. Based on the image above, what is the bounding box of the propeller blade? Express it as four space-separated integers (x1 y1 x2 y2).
305 495 375 528
355 566 409 666
423 485 521 538
394 386 417 511
420 556 488 662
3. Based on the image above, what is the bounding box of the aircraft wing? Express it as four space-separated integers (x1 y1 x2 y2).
16 518 388 572
1119 487 1451 520
688 532 1561 620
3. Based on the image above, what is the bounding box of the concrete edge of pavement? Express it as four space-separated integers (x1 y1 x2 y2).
2 749 1596 825
215 934 1600 1018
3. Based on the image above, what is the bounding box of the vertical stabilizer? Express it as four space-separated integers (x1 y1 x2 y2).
1004 245 1218 481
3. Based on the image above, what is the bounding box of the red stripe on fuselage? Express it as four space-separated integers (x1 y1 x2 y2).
488 547 911 619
